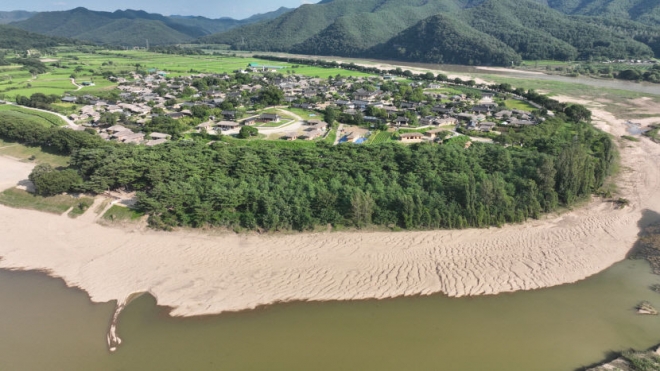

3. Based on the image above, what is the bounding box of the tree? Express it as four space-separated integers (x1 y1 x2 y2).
259 86 284 106
564 104 591 123
30 168 82 196
324 106 339 125
351 189 374 228
238 126 259 139
190 105 209 119
28 163 53 183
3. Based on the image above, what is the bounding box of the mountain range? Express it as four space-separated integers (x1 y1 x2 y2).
204 0 660 65
0 11 36 24
8 7 291 46
3 0 660 66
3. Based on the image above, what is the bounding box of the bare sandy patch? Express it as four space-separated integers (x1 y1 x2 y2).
0 156 34 191
552 95 606 107
629 97 660 115
476 67 546 75
349 61 492 85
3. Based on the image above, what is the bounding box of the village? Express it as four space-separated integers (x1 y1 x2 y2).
60 63 544 146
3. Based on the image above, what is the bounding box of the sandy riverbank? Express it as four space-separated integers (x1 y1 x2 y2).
475 67 546 75
0 107 658 318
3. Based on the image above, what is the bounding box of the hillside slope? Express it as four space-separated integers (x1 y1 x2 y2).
201 0 472 51
544 0 660 25
370 13 523 65
0 11 36 24
205 0 656 64
460 0 653 60
0 25 81 49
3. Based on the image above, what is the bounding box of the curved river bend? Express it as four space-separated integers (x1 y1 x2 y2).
1 260 659 371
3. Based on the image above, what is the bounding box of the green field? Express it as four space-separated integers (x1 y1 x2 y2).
102 205 144 222
286 107 323 120
504 99 537 111
367 131 393 144
0 105 67 127
0 138 70 167
0 187 86 215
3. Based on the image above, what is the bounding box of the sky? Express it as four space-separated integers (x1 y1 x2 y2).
1 0 315 19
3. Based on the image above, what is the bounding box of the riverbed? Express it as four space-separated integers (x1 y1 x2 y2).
1 259 659 370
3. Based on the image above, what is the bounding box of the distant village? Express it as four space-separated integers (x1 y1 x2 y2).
61 63 544 146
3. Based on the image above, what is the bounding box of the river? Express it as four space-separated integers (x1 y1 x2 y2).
1 259 659 370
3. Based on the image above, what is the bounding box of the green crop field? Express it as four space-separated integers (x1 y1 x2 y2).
504 99 537 111
0 105 67 127
286 107 323 120
368 131 393 144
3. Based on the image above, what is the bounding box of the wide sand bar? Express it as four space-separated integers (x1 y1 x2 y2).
0 113 658 317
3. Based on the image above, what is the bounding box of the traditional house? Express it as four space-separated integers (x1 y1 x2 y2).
393 116 410 127
425 129 450 140
353 89 378 101
221 111 237 120
457 113 475 122
217 121 240 131
305 120 328 130
167 112 186 120
471 105 492 115
400 132 424 141
149 132 170 140
259 113 280 123
436 117 458 126
494 110 513 119
300 130 324 140
283 132 298 141
479 122 497 132
107 125 130 134
241 117 257 126
197 121 215 131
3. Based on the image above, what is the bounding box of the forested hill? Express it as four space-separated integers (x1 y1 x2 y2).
373 0 653 64
205 0 658 65
542 0 660 25
201 0 473 52
0 11 36 24
9 7 292 47
0 25 82 50
369 14 524 66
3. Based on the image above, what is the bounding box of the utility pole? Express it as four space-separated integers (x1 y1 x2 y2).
146 39 149 50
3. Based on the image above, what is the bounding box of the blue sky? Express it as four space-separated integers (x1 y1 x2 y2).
2 0 314 19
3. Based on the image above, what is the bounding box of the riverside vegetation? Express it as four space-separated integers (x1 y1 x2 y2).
0 97 614 231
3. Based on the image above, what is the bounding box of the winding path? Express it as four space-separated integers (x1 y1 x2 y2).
6 102 80 130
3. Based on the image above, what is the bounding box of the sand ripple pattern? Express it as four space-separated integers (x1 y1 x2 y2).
0 112 658 317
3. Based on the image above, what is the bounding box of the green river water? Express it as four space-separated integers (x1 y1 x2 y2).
1 259 660 371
